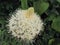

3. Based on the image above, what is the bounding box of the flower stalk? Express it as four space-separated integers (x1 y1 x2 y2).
21 0 28 9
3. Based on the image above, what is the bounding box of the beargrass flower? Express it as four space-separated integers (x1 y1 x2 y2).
8 7 43 42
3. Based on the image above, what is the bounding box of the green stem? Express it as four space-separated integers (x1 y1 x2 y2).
21 0 28 9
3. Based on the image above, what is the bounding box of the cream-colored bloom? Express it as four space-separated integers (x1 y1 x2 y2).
8 7 43 41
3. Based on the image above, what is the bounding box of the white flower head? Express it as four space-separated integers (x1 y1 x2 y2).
8 7 43 41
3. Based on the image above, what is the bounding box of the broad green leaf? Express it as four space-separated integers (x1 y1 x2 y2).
33 1 49 15
52 16 60 32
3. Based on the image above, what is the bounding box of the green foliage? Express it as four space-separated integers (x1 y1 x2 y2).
48 38 60 45
0 0 60 45
47 13 57 21
48 39 55 45
57 44 60 45
52 16 60 32
33 1 49 15
21 0 28 9
57 0 60 3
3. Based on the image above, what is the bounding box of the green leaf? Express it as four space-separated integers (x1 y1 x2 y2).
48 39 55 45
33 1 49 15
48 38 60 45
52 16 60 32
21 0 28 9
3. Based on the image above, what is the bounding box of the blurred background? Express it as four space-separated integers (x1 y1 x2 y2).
0 0 60 45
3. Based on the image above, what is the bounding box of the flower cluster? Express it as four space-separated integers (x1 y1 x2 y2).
8 7 43 41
